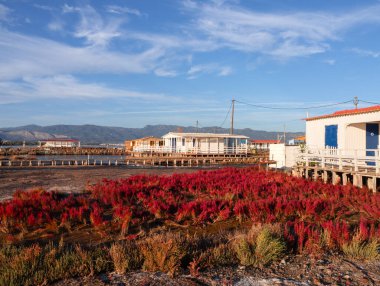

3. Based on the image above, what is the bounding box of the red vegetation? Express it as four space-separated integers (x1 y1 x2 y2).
1 168 380 253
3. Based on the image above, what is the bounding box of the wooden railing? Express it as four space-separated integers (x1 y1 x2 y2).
132 146 248 155
297 147 380 174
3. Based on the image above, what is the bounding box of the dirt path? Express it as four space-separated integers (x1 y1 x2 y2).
0 166 207 200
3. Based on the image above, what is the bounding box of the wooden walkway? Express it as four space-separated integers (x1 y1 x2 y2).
0 155 270 168
293 148 380 192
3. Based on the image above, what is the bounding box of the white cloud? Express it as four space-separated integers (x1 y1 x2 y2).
0 75 173 104
183 2 380 58
351 48 380 58
323 59 336 65
63 4 122 47
106 5 141 16
187 64 233 79
33 4 54 12
0 3 10 22
48 20 64 31
0 29 166 80
154 68 178 77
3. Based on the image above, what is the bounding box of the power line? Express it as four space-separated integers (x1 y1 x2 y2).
360 100 380 105
219 101 233 128
235 99 353 110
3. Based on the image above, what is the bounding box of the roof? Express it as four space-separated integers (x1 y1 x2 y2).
251 139 280 144
306 105 380 121
163 132 249 139
294 135 306 141
41 139 79 142
125 136 162 142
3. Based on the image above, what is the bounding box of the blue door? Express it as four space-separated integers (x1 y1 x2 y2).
366 123 379 166
325 125 338 148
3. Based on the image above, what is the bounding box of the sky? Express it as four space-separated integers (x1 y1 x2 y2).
0 0 380 132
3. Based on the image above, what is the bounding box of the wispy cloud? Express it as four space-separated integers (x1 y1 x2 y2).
33 4 54 12
187 64 233 79
0 75 173 104
0 29 166 80
0 3 11 22
323 59 336 65
48 20 64 31
350 48 380 58
63 4 123 47
183 2 380 59
106 5 142 16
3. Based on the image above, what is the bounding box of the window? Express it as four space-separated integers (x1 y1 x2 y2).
182 138 185 146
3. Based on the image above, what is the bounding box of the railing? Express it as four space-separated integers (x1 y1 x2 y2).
132 146 248 154
297 147 380 174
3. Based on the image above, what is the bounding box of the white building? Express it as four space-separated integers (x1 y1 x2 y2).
306 105 380 151
156 132 249 154
41 139 80 148
250 139 280 150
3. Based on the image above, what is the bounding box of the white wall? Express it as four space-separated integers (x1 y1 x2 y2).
269 144 300 168
306 111 380 150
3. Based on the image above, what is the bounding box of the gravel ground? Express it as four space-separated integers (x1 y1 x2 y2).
52 254 380 286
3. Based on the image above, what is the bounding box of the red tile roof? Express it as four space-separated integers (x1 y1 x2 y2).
306 105 380 121
251 139 280 144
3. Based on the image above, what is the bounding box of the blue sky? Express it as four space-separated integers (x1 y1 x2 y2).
1 0 380 131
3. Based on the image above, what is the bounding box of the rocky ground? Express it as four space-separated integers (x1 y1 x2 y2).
53 254 379 286
0 166 205 200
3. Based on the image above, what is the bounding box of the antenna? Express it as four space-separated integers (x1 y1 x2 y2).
354 96 359 109
230 99 235 134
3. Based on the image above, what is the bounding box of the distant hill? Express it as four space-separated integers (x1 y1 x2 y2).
0 124 304 144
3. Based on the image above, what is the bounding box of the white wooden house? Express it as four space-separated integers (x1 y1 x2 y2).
132 132 249 154
306 105 380 151
40 139 80 148
302 105 380 169
162 132 249 154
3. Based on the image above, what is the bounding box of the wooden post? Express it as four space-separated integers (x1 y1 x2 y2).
354 150 358 172
342 173 348 185
323 171 328 183
372 177 377 193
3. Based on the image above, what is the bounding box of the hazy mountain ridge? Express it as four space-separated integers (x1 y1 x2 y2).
0 125 304 144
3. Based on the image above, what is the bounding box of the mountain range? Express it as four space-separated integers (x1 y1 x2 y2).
0 125 304 144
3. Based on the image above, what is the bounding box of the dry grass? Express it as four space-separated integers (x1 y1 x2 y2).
342 237 380 261
139 232 188 277
233 224 285 267
110 241 142 274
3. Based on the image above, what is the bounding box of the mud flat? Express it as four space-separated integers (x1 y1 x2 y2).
0 166 207 201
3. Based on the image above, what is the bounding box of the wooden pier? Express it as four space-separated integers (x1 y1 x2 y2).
0 154 270 168
293 148 380 192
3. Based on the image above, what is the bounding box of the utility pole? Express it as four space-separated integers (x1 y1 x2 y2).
354 96 359 109
196 120 199 133
283 124 286 144
230 99 235 135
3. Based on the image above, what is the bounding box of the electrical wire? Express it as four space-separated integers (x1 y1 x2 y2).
219 101 232 127
360 100 380 105
235 99 353 110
